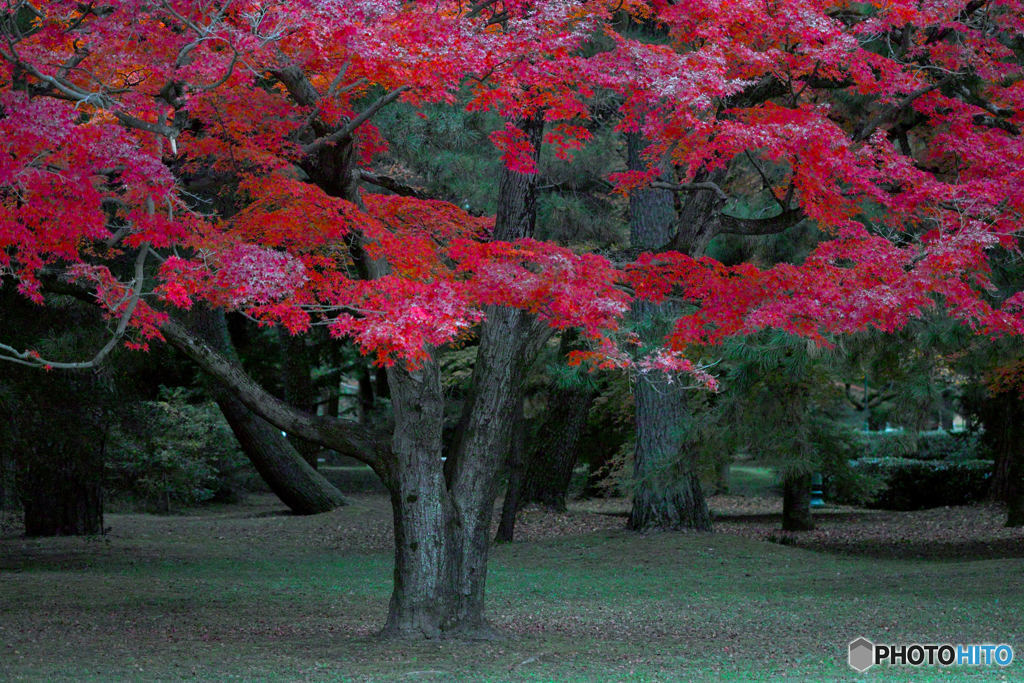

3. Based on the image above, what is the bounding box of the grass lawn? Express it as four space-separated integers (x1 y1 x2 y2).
723 465 780 497
1 494 1022 681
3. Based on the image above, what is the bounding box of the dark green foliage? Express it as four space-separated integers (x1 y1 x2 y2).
578 374 634 496
852 458 993 510
859 431 984 461
105 388 253 511
375 101 626 247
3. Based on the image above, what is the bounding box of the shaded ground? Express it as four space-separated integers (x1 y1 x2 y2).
1 493 1023 680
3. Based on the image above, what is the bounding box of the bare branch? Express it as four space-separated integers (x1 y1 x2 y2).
302 86 410 154
0 245 150 370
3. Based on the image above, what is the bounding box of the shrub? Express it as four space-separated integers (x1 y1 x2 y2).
850 457 993 510
860 431 985 461
860 432 918 459
106 388 252 511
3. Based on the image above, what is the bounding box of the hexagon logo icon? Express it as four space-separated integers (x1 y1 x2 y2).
849 637 875 672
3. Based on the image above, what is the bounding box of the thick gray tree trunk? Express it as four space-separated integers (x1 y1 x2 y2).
182 308 346 514
626 133 711 531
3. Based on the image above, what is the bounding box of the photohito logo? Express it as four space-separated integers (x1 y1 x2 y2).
848 637 1014 672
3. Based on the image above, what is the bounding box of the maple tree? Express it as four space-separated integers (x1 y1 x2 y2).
2 0 1023 637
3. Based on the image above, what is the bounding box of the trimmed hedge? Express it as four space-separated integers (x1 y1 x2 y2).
851 457 993 511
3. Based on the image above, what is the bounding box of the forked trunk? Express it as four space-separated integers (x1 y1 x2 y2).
381 363 496 638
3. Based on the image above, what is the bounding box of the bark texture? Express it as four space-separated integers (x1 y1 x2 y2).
497 333 598 541
627 133 712 532
628 340 711 531
181 307 347 514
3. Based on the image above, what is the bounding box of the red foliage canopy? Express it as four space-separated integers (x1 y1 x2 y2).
1 0 1022 374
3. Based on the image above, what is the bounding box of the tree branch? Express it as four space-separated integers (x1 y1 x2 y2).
358 170 431 199
717 208 805 236
302 86 410 154
650 180 728 201
158 317 383 467
0 245 149 370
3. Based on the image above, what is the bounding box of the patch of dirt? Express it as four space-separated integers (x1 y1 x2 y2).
711 497 1024 560
573 494 1024 560
3 492 1022 564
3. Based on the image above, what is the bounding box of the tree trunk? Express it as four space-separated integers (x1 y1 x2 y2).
498 331 599 540
626 134 712 531
495 400 526 543
519 382 596 511
213 390 346 514
967 384 1024 526
380 362 462 637
628 350 711 531
158 89 543 637
432 113 547 632
1004 428 1024 527
279 331 321 469
782 471 814 531
1005 458 1024 528
182 307 346 514
497 379 596 538
20 442 104 536
11 370 107 537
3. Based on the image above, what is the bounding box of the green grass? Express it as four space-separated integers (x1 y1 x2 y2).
2 511 1022 681
726 465 780 497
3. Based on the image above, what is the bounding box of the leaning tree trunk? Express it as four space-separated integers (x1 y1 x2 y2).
182 307 346 514
626 133 712 531
782 471 814 531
